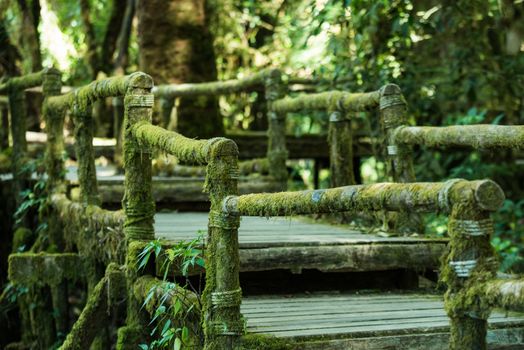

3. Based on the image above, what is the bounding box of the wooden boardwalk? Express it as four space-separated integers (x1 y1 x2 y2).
154 212 447 273
241 293 524 349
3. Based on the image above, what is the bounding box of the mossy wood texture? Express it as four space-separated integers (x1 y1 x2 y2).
272 90 380 114
153 70 269 98
265 69 288 185
8 253 80 286
59 264 125 350
379 83 421 234
223 180 504 217
394 125 524 149
122 72 155 241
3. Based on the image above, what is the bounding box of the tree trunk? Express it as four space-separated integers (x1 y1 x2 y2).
137 0 223 139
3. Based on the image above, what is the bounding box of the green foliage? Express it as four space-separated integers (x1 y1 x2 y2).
14 156 47 227
137 232 205 349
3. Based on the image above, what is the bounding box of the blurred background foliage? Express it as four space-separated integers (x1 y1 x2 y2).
1 0 524 270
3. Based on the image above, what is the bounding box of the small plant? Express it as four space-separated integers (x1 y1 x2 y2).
137 231 205 349
13 156 48 226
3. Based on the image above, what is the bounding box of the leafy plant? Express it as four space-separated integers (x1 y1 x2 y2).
138 231 205 349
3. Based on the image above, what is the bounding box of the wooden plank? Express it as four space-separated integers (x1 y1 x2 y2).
153 212 447 273
240 293 524 343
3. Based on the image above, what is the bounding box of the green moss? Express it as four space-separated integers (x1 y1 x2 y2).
439 180 503 350
71 104 100 205
328 116 355 188
60 264 124 350
272 90 380 114
51 193 125 264
116 325 146 350
8 253 80 286
153 69 269 98
239 334 295 350
12 227 34 252
201 138 243 350
394 125 524 150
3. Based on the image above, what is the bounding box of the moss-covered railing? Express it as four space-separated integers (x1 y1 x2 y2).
153 69 286 188
382 118 524 349
221 179 508 350
0 69 53 227
127 102 242 349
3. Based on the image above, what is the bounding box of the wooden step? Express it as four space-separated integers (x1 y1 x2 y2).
241 292 524 349
154 212 447 274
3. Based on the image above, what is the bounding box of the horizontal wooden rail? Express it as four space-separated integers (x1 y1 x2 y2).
131 121 238 164
222 179 504 217
153 69 270 98
46 74 132 112
0 69 45 94
272 90 380 114
393 125 524 149
486 278 524 312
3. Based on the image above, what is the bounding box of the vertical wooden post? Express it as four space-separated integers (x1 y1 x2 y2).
265 69 288 190
72 96 107 348
444 180 503 350
43 68 65 194
8 87 29 223
328 109 355 188
112 96 124 167
42 67 70 343
159 96 175 129
203 138 242 350
118 72 155 349
72 102 100 206
379 84 422 234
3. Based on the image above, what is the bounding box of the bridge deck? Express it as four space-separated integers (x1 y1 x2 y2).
241 292 524 349
154 212 447 273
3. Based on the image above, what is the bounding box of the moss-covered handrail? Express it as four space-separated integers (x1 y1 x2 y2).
393 125 524 149
131 121 219 165
126 107 243 348
222 179 503 216
153 69 270 98
45 75 131 113
221 178 508 349
271 90 380 114
0 70 45 94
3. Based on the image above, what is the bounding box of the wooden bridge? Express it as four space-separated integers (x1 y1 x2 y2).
1 68 524 350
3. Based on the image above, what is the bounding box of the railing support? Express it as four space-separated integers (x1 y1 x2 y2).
72 102 100 206
443 180 502 350
265 69 288 189
379 84 422 234
203 138 243 350
118 72 155 349
328 109 355 188
8 88 29 226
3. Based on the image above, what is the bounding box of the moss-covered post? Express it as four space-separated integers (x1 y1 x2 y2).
113 96 124 166
328 108 355 188
42 67 71 342
71 96 107 348
442 180 504 350
72 101 100 206
265 69 288 189
202 138 243 350
8 86 29 226
43 68 65 196
117 72 155 349
379 84 422 234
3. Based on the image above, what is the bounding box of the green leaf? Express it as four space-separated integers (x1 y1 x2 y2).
181 327 189 343
174 338 182 350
